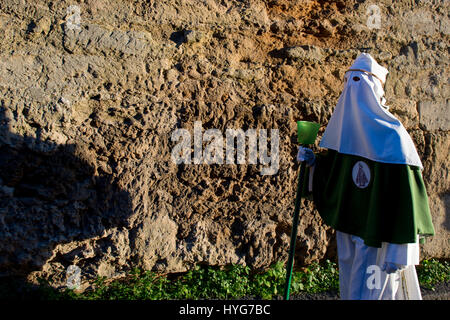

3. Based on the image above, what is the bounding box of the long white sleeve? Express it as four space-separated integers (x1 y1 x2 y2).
382 237 420 266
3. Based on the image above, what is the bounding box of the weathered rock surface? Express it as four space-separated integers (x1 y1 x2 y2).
0 0 448 288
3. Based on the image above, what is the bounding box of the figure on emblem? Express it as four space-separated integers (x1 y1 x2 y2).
354 162 370 189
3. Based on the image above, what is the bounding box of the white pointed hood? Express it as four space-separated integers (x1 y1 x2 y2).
319 53 423 169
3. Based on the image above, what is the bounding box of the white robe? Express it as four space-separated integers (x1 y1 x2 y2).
336 231 422 300
312 53 424 300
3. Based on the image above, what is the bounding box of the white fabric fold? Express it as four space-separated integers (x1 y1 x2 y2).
382 237 420 266
319 53 423 169
337 231 422 300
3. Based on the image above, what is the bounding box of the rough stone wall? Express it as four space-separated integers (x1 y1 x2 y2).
0 0 448 287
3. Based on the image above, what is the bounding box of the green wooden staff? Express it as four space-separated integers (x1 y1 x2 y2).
283 120 320 300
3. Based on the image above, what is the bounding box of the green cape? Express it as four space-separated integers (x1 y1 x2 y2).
306 150 435 248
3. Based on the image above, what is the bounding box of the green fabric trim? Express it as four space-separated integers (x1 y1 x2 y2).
312 150 435 247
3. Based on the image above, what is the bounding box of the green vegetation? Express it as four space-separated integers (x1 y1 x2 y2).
416 259 450 290
0 259 448 300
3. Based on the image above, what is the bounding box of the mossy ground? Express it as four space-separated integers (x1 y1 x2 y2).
0 259 448 300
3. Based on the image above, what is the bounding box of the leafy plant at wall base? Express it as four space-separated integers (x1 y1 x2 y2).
416 259 450 290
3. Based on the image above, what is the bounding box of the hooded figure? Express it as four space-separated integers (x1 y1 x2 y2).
298 53 435 300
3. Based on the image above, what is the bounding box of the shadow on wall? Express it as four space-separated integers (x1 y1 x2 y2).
0 107 133 276
444 193 450 232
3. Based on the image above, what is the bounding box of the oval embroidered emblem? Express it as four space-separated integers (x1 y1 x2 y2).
352 161 371 189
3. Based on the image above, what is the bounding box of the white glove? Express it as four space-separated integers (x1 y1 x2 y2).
297 147 315 166
382 262 405 274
